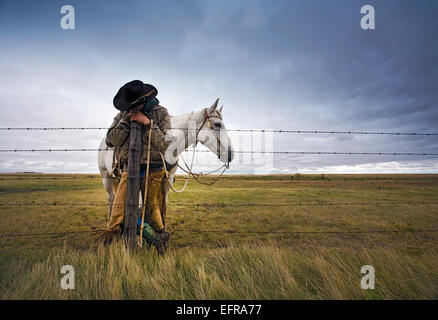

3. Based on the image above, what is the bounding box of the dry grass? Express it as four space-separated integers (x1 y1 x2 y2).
1 242 437 300
0 173 437 299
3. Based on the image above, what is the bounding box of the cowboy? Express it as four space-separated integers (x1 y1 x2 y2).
103 80 172 254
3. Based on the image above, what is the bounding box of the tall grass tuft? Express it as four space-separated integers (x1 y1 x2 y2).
1 242 437 300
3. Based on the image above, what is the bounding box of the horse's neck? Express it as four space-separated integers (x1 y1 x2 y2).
170 109 205 156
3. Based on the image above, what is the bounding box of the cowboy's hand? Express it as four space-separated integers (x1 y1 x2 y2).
129 111 150 125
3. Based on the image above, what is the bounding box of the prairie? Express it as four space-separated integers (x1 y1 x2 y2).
0 173 437 299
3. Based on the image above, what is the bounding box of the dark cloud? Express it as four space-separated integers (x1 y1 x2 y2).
0 0 437 173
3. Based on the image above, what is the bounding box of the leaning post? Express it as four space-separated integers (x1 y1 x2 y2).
123 121 143 250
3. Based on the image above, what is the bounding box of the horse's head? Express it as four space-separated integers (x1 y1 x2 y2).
197 98 235 165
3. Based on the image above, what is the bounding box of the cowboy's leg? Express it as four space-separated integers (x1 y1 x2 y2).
139 169 168 254
145 170 165 231
158 174 167 228
158 174 170 251
107 171 128 232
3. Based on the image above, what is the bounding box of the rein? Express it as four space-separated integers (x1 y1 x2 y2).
177 147 228 186
163 108 229 191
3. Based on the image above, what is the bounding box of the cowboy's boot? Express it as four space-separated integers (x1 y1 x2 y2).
155 231 170 256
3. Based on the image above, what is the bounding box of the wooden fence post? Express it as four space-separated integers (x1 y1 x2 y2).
123 121 143 250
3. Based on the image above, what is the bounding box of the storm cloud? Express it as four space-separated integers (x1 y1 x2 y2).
0 0 437 173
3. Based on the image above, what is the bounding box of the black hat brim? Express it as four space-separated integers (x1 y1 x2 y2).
113 81 158 111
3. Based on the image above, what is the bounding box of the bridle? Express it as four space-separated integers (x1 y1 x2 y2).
197 108 219 131
154 108 230 193
195 108 230 166
172 108 229 188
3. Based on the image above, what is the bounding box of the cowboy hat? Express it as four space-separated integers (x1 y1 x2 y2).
113 80 158 111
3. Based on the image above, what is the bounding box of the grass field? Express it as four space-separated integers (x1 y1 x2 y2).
0 173 437 299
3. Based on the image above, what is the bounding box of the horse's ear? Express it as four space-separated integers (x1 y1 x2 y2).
219 105 223 113
208 98 219 114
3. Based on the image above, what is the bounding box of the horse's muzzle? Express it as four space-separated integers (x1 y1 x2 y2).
227 147 233 163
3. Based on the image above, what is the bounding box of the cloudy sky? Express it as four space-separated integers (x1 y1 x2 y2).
0 0 437 174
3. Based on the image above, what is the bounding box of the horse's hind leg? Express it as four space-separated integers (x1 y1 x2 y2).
103 177 115 221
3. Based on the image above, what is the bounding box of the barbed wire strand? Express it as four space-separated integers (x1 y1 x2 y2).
1 228 437 239
174 228 438 235
0 230 94 238
0 148 437 156
0 127 437 136
0 201 437 207
1 176 438 182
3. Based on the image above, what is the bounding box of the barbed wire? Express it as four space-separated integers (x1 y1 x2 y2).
174 228 438 235
1 127 437 136
1 176 438 181
0 230 93 238
1 228 437 239
0 127 110 131
0 177 100 180
0 201 437 207
0 148 437 156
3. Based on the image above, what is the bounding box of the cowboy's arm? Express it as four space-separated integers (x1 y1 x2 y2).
147 108 172 152
105 112 130 147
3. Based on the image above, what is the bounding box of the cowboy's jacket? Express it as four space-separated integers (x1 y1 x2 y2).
106 104 172 167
